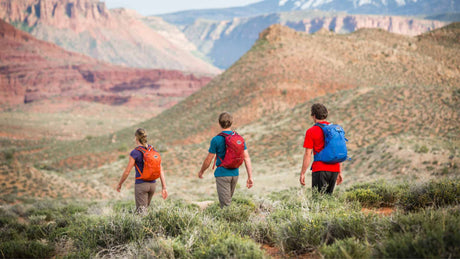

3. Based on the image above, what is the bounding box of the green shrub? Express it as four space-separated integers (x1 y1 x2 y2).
236 217 276 245
322 211 385 244
0 240 55 258
345 181 403 207
346 188 382 207
376 208 460 258
276 213 327 254
143 202 202 237
399 179 460 211
193 232 264 259
138 237 177 259
69 213 145 250
204 196 256 223
320 238 372 259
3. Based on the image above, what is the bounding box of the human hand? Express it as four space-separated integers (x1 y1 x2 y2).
116 183 122 192
198 171 204 179
162 189 168 199
299 173 306 186
246 178 254 189
336 173 343 185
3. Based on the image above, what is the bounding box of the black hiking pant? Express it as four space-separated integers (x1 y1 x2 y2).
312 171 339 194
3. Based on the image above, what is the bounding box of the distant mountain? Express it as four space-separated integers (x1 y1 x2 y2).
0 0 220 74
182 11 446 68
160 0 459 25
425 12 460 22
0 19 212 110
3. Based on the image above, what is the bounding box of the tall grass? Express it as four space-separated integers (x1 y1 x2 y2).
0 179 459 258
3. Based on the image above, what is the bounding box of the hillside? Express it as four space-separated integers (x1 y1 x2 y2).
0 18 212 140
182 11 447 68
0 0 219 74
2 23 458 203
160 0 459 25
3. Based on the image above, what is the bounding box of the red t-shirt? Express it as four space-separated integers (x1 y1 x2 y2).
303 121 340 173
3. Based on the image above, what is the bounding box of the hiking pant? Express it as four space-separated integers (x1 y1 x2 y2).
312 171 338 194
135 182 156 213
215 176 239 208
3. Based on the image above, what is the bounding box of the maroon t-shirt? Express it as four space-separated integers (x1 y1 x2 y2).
303 121 340 173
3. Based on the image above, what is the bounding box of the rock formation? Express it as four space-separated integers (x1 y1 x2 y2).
0 0 220 74
0 19 212 108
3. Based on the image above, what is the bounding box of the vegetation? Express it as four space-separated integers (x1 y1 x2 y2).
0 178 458 258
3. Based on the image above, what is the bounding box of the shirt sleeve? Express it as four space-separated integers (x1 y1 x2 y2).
208 137 217 154
303 129 313 149
130 149 141 161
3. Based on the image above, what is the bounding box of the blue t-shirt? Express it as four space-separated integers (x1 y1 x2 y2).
130 145 157 184
208 131 247 177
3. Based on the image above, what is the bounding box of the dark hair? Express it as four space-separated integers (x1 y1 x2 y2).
218 112 233 128
311 103 328 120
135 128 148 147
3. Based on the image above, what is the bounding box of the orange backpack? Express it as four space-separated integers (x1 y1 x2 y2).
135 146 161 181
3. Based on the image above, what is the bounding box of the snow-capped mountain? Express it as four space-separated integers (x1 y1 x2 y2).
161 0 459 25
252 0 458 15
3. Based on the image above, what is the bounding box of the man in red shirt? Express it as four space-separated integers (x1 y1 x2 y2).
299 103 343 194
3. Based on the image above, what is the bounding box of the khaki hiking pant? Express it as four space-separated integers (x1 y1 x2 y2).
216 176 239 208
135 182 156 213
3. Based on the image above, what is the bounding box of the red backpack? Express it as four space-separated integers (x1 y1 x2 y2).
135 146 161 181
214 131 245 169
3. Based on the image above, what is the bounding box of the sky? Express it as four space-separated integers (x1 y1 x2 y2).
104 0 263 16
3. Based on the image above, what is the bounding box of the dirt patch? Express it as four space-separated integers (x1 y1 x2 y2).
192 200 214 210
361 207 395 216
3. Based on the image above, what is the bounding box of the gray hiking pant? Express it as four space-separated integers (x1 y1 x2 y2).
135 182 156 213
215 176 239 208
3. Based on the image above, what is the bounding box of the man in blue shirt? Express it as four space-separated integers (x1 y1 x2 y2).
198 112 254 208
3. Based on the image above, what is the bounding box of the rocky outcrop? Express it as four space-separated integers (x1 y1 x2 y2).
0 0 220 74
183 12 447 68
287 15 447 35
0 19 212 108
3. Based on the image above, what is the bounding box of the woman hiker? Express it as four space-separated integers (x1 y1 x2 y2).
117 128 168 213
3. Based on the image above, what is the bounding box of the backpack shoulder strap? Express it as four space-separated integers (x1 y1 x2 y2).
217 132 230 137
314 122 325 128
135 146 147 153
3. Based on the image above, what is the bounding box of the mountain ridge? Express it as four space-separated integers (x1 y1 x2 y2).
160 0 459 25
0 18 212 109
0 0 220 74
182 11 447 68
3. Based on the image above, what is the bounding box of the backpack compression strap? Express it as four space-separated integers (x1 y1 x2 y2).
212 132 233 169
134 146 154 177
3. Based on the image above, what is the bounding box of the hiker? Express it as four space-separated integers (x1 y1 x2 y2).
198 112 254 208
299 103 345 194
117 128 168 212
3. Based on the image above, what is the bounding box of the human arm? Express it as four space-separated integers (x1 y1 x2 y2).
198 152 215 178
117 156 135 192
243 149 254 189
160 165 168 199
299 148 313 186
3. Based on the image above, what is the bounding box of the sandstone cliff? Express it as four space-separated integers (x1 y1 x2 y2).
0 19 212 108
0 0 220 74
